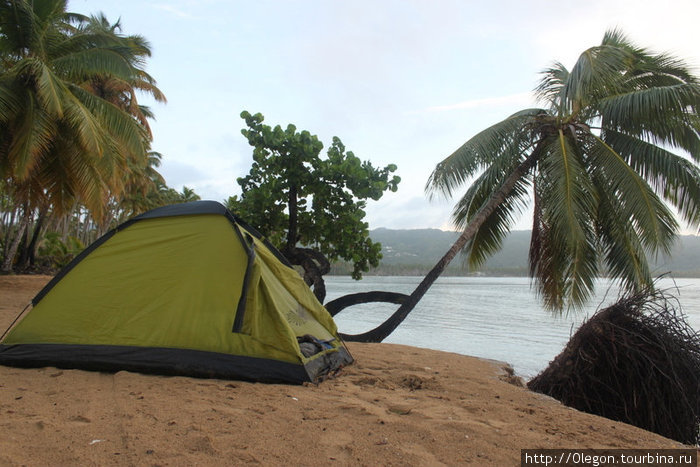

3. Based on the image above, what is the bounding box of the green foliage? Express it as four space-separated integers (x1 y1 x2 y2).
0 0 171 272
37 232 85 269
426 29 700 311
0 0 184 272
231 111 400 281
0 0 164 219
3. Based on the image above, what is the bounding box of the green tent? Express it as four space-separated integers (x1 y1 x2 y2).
0 201 353 383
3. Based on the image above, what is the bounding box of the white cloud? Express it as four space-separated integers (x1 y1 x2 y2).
152 3 191 19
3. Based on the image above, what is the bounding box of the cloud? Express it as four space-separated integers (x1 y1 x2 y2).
158 160 208 188
153 3 192 18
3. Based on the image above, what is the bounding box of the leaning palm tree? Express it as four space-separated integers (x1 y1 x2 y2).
338 30 700 342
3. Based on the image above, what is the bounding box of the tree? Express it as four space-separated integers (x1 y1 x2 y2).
0 0 164 272
229 111 400 302
339 30 700 342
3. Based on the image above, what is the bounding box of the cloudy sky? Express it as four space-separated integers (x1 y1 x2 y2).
70 0 700 232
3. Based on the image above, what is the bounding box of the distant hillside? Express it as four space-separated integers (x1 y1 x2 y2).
330 229 700 277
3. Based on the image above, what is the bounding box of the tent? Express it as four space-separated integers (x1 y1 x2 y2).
0 201 353 384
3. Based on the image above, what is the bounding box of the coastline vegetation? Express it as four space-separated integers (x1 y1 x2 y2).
328 229 700 278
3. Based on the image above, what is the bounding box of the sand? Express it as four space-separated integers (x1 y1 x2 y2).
0 275 694 466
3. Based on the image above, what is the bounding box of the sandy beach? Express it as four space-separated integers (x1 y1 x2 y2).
0 275 694 466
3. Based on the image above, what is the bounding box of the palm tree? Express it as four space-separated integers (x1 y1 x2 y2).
0 0 163 272
341 30 700 342
78 13 167 138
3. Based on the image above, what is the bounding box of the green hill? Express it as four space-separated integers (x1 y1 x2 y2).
330 229 700 277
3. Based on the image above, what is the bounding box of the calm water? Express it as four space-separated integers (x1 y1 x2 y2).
325 276 700 379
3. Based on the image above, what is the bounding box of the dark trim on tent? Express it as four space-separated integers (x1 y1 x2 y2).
232 214 293 268
131 200 228 220
0 343 344 384
232 229 256 333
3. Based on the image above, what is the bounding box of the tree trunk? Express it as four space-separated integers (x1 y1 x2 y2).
1 208 17 264
15 223 30 270
286 184 298 252
284 246 331 303
342 154 538 342
325 291 409 317
1 210 31 274
26 209 46 268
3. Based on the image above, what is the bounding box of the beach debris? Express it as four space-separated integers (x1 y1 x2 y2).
388 405 412 415
528 286 700 444
401 374 424 390
89 439 104 445
499 365 524 387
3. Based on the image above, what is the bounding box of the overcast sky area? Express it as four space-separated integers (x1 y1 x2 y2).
70 0 700 233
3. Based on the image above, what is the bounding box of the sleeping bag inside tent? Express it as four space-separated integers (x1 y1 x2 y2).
0 201 353 384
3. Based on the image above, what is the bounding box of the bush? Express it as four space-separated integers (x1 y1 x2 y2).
37 232 85 269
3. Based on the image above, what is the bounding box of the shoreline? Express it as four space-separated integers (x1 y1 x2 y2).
0 275 694 466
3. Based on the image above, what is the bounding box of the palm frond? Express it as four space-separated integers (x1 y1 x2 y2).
563 43 632 111
597 84 700 155
68 84 148 157
594 181 652 292
7 92 56 180
10 58 65 117
529 186 569 311
535 132 599 309
0 77 23 121
535 62 569 109
52 48 136 81
604 130 700 227
426 108 544 198
588 134 678 255
450 156 532 269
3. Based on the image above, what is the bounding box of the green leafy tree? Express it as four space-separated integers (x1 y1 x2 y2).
228 111 400 302
343 30 700 342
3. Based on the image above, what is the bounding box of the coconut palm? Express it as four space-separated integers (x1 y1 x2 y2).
0 0 149 209
78 13 167 137
342 30 700 342
0 0 163 271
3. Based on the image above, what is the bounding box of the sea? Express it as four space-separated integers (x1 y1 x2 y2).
324 276 700 380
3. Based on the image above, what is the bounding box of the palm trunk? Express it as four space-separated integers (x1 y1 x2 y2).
1 208 17 263
286 184 298 252
342 153 538 342
1 209 31 274
26 209 47 268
